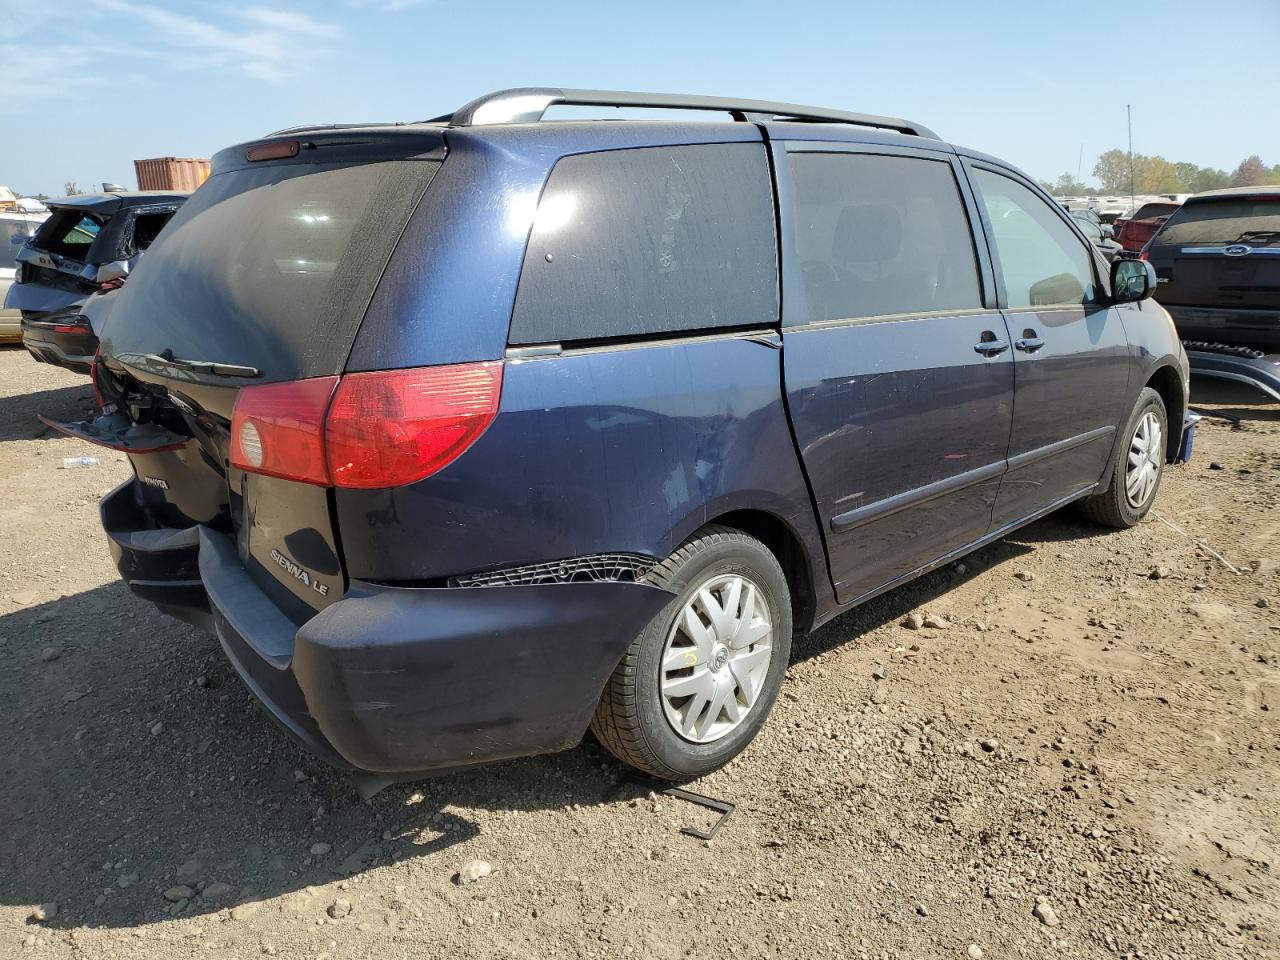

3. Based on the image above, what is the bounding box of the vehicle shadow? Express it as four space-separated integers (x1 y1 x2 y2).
0 582 673 932
0 508 1103 931
0 381 96 442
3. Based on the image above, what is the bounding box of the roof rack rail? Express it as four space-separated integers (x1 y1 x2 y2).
443 87 938 139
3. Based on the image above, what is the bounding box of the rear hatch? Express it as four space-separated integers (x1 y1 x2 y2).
11 200 113 315
1149 196 1280 310
90 131 445 621
13 195 187 319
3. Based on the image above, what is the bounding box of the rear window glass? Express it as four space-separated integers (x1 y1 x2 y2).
35 209 104 260
787 152 983 323
1153 198 1280 247
106 160 438 381
509 144 777 344
1 218 39 270
125 209 178 256
1130 202 1179 221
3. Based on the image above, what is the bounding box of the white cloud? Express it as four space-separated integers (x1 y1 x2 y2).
240 8 339 38
91 0 339 82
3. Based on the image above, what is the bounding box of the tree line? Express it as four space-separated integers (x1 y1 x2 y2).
1042 151 1280 196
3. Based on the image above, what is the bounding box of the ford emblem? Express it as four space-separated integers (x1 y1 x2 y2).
1224 244 1252 257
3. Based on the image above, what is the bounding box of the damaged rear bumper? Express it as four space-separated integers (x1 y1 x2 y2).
101 480 673 773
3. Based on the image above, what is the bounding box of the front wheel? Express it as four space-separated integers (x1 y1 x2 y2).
1079 387 1168 528
590 525 792 780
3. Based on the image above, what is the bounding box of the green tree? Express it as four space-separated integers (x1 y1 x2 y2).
1187 167 1231 193
1093 149 1132 192
1231 155 1269 187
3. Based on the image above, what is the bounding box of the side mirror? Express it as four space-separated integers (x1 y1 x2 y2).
1111 257 1156 303
97 260 130 284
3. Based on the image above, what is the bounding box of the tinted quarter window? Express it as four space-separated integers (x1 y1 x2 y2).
509 144 777 344
786 152 982 323
125 209 178 256
972 169 1097 307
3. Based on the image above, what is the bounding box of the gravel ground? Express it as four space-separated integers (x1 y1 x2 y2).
0 345 1276 960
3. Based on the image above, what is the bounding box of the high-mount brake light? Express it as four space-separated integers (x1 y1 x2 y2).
245 139 300 162
228 362 504 489
326 362 504 489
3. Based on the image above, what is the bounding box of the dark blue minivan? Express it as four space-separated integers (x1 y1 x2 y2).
54 89 1188 780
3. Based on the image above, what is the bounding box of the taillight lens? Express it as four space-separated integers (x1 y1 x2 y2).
1138 249 1151 261
228 361 503 489
230 376 339 485
325 361 503 489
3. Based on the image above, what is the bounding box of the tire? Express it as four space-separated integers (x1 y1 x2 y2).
590 525 792 781
1079 387 1168 528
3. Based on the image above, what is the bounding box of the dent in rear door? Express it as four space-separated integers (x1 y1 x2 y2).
775 142 1013 604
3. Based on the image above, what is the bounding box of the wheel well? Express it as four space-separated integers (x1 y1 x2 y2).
706 509 815 635
1146 364 1185 461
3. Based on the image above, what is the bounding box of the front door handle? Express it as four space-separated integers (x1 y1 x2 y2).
974 335 1009 357
1015 337 1046 353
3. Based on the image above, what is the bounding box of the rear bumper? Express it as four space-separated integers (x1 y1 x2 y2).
101 480 673 773
1163 304 1280 350
1184 343 1280 402
21 320 97 374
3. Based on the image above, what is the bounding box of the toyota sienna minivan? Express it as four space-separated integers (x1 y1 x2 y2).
47 88 1189 781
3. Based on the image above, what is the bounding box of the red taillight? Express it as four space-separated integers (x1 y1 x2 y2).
1138 249 1151 261
228 361 503 489
230 376 339 485
325 362 503 489
52 323 88 335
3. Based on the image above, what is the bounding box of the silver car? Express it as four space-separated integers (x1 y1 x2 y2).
1 209 49 343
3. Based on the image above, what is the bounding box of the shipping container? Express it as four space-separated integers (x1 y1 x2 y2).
134 157 210 192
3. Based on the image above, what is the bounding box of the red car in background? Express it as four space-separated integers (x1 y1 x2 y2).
1115 200 1181 253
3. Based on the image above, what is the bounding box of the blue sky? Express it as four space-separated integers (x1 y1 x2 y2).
2 0 1278 196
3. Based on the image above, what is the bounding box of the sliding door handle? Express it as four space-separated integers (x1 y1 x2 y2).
1015 337 1046 353
974 338 1009 357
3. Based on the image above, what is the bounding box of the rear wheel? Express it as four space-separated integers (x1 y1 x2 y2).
590 525 792 780
1079 387 1168 528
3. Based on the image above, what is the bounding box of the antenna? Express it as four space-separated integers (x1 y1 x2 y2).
1127 104 1135 214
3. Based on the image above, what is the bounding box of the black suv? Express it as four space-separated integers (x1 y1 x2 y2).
1145 185 1280 399
50 88 1189 781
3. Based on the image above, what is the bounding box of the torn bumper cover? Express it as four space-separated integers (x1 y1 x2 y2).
100 481 673 773
1183 341 1280 403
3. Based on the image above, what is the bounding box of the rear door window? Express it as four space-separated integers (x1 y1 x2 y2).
786 152 983 323
509 143 777 344
971 169 1098 307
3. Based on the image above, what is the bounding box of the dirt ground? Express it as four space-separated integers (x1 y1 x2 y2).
0 344 1276 960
